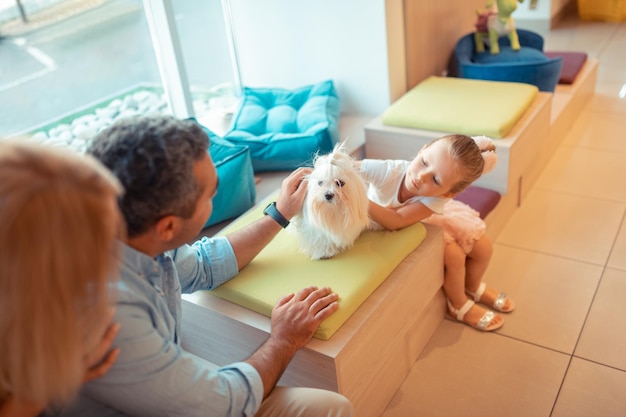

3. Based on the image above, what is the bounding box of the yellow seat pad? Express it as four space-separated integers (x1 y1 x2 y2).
210 197 427 340
382 76 538 138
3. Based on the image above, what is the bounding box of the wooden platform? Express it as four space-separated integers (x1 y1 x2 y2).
365 91 551 238
181 224 445 417
365 59 597 239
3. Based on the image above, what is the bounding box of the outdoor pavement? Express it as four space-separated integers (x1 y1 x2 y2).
0 0 106 37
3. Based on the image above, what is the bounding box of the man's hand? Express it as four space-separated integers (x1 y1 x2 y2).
274 167 312 220
245 286 339 398
270 286 339 351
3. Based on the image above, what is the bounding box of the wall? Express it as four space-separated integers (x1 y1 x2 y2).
514 0 576 30
229 0 528 115
230 0 496 115
515 0 551 20
230 0 390 116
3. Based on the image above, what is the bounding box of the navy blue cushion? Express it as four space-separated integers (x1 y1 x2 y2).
225 80 340 172
196 124 256 227
451 29 563 92
473 47 549 64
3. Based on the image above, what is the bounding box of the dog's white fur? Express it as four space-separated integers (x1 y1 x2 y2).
290 146 370 260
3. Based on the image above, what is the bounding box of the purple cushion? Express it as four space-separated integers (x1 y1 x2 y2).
454 186 501 219
544 51 588 84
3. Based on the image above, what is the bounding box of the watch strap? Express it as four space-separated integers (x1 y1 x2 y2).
263 202 290 228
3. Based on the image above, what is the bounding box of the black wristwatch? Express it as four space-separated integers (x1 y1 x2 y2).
263 201 290 228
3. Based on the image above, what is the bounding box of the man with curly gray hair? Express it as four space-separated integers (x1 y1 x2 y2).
58 115 353 417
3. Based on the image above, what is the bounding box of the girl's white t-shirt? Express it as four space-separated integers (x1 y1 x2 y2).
360 159 449 215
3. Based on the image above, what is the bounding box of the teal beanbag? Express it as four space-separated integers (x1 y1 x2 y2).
199 125 256 227
225 80 340 172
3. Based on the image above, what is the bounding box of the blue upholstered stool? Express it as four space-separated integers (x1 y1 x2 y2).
451 29 563 92
224 80 340 172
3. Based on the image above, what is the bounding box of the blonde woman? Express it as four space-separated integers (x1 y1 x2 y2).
0 141 124 417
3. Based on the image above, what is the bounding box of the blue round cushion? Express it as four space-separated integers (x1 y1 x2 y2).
452 30 563 92
473 46 549 64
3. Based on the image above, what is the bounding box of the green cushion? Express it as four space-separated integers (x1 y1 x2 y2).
210 196 427 340
382 76 538 138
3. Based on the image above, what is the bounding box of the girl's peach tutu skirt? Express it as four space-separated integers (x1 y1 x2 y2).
422 199 486 254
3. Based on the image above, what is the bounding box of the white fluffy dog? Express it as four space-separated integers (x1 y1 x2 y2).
290 146 370 260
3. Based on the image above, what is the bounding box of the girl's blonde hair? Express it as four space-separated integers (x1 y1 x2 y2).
434 134 493 195
0 141 123 408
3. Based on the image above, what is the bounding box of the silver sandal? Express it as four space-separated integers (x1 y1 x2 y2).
447 299 503 331
466 282 516 313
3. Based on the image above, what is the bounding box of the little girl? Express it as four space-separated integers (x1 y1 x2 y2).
357 134 515 331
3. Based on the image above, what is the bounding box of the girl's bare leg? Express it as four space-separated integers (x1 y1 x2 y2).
465 235 514 312
464 235 493 293
443 241 468 309
443 241 503 327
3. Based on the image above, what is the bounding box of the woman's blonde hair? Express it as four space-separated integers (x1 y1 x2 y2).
0 141 123 408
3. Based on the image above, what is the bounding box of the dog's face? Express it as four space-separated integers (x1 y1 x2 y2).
304 149 369 234
291 146 371 259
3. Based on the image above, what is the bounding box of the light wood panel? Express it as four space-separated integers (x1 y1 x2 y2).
390 0 486 101
385 0 408 104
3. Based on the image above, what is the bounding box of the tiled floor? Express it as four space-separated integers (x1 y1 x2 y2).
381 13 626 417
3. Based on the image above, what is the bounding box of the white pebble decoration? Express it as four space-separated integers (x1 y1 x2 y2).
29 89 220 153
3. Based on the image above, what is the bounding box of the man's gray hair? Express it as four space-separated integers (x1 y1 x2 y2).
88 115 209 237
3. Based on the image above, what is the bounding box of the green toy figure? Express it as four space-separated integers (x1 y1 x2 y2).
474 0 524 54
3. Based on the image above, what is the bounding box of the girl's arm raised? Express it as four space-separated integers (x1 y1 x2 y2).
368 200 434 231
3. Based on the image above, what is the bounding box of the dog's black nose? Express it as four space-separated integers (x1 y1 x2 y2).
325 192 334 201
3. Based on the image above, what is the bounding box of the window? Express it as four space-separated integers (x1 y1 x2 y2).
1 0 240 140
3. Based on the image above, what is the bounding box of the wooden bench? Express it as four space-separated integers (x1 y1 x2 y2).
182 178 508 417
181 223 445 417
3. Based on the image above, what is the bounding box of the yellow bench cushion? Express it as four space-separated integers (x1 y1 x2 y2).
210 197 427 340
382 76 538 138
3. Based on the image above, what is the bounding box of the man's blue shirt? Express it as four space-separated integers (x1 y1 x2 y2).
58 236 264 417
